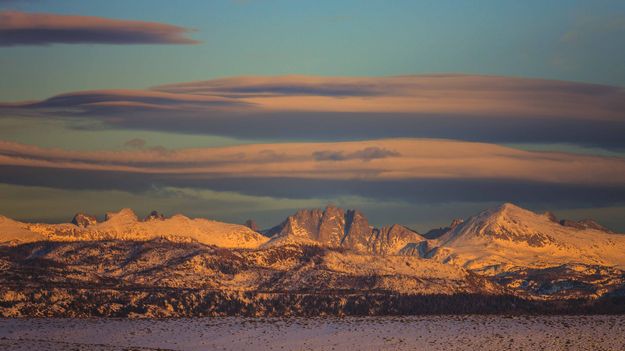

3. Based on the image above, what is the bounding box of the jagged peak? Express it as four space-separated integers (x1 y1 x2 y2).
71 212 98 228
289 206 370 221
293 208 322 217
322 206 345 219
144 210 165 222
346 208 366 217
449 218 464 228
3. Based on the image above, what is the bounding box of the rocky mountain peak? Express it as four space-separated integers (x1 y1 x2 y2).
144 210 165 221
449 218 464 228
341 209 371 249
266 206 423 254
71 213 98 228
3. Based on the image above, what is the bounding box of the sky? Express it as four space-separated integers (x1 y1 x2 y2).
0 0 624 231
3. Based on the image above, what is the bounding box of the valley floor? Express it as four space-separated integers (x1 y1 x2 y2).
1 315 624 351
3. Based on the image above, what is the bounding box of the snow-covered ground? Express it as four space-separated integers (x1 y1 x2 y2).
1 316 623 350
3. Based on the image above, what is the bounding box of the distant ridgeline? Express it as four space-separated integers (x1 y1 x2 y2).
1 204 625 317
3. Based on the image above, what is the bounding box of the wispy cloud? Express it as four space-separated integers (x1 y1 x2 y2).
0 10 200 46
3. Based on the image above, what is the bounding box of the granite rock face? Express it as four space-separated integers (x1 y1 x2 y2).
144 210 165 221
265 206 424 254
70 213 98 228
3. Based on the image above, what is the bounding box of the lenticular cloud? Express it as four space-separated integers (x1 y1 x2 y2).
0 10 200 46
2 75 624 148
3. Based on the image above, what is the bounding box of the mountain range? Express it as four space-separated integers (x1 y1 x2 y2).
1 203 625 317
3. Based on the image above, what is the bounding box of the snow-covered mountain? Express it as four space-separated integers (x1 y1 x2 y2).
0 209 268 248
264 206 424 255
426 203 625 273
0 239 503 317
0 216 46 245
2 203 625 316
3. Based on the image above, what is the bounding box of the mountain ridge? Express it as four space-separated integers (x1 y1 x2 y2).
263 205 424 255
2 202 625 316
1 208 268 248
429 203 625 273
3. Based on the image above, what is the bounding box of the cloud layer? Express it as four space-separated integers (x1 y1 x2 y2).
2 138 625 223
0 10 199 45
2 75 624 148
1 139 624 186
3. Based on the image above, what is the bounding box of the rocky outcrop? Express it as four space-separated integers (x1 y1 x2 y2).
144 210 165 221
560 219 613 233
424 218 464 239
369 224 424 255
70 213 98 228
265 206 424 254
244 219 259 232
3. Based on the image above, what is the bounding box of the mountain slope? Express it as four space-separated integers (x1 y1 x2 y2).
2 204 625 316
431 203 625 273
0 239 498 294
0 216 45 245
0 239 504 317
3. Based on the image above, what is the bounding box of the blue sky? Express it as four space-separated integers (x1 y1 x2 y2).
2 0 625 101
0 0 624 231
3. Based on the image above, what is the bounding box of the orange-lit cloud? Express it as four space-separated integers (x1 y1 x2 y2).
155 75 625 121
1 139 624 186
0 10 200 45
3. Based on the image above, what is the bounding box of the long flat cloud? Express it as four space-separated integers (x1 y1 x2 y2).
1 139 625 210
1 139 624 185
2 75 624 148
0 10 199 45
